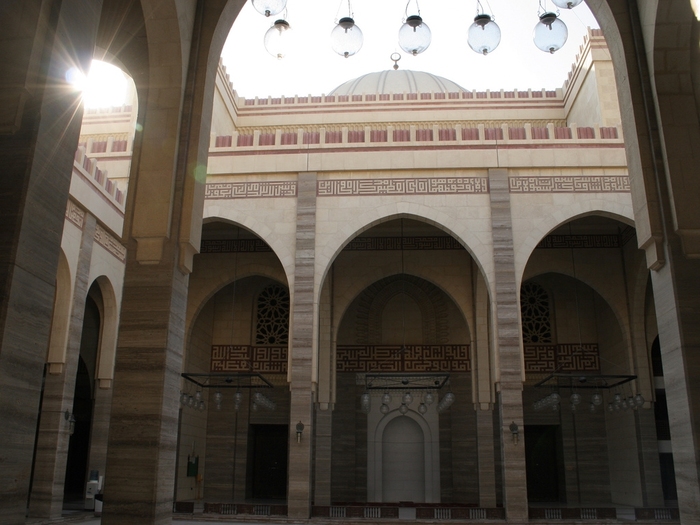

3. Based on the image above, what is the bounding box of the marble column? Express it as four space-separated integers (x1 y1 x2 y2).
102 251 190 525
288 172 317 518
29 214 97 518
0 2 101 523
476 409 497 507
314 267 333 505
488 168 528 521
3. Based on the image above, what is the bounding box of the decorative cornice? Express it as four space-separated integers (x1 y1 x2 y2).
205 181 297 199
318 177 489 197
509 175 630 193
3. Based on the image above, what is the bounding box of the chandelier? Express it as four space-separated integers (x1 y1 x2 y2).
255 0 583 60
362 372 455 415
533 373 644 413
180 372 275 412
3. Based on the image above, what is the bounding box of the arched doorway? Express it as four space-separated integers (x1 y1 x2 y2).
382 416 425 503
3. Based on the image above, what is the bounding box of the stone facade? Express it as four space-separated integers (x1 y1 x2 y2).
2 4 700 525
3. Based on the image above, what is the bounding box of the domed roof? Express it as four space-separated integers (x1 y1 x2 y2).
330 69 466 96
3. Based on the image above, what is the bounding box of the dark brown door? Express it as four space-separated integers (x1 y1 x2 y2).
251 424 288 501
524 425 563 503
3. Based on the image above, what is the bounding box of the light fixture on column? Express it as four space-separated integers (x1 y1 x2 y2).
509 421 519 445
533 1 568 54
467 1 501 55
65 410 76 436
331 0 363 58
398 0 431 56
296 421 305 442
252 0 287 17
264 18 294 59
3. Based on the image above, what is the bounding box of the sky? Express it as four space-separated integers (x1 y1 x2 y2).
221 0 601 97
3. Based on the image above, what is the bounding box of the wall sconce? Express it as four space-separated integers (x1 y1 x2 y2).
65 410 76 436
296 421 304 443
509 421 519 445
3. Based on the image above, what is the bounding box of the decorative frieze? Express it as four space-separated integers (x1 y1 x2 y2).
65 200 86 229
205 181 297 199
200 239 272 253
537 234 621 249
317 177 489 197
211 345 288 373
523 343 600 373
346 236 463 251
336 345 471 372
509 176 630 193
93 224 126 262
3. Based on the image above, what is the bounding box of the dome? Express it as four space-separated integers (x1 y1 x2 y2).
330 69 466 96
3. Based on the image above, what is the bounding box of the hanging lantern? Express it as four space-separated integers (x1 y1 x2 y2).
264 19 294 59
533 12 568 54
467 14 501 55
424 392 434 405
591 393 603 406
380 403 390 414
398 403 409 415
418 403 428 414
252 0 287 17
402 391 413 405
331 17 364 58
551 0 582 8
382 392 392 405
398 15 431 56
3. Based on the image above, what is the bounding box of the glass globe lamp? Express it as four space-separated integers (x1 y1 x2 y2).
424 392 434 405
634 393 645 406
570 393 581 405
551 0 583 8
399 15 431 56
402 392 413 405
591 393 603 406
180 392 188 405
468 14 501 55
252 0 287 17
533 12 568 54
399 403 409 415
264 19 294 59
418 403 428 414
331 17 363 58
382 392 392 405
380 403 390 414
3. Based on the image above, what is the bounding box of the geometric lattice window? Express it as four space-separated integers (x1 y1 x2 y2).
520 281 552 344
255 284 290 345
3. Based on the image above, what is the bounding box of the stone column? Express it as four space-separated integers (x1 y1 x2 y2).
472 268 497 507
314 278 333 505
0 2 101 523
288 172 317 518
29 214 97 518
476 409 497 507
488 168 527 521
